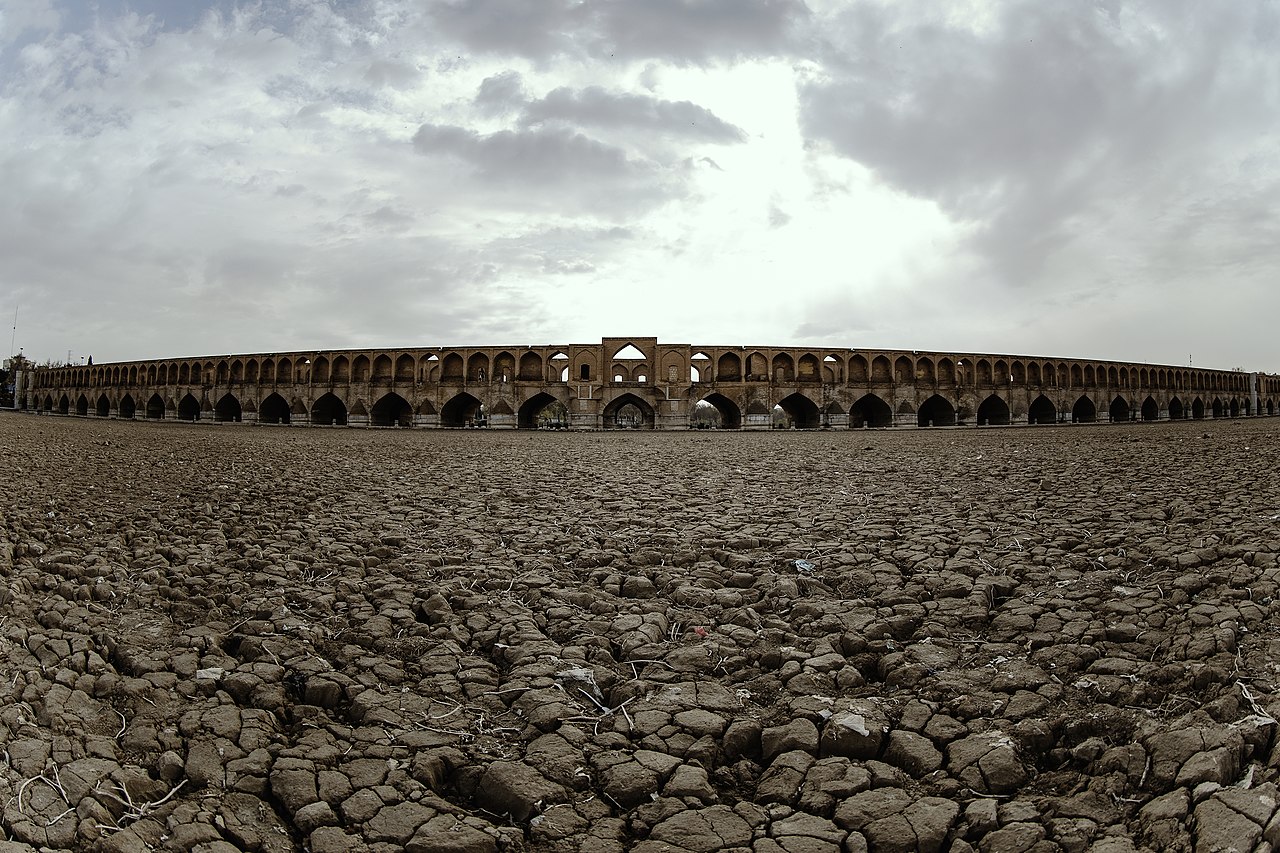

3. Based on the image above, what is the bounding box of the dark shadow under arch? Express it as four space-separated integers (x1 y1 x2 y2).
695 393 742 429
918 394 956 427
371 392 413 427
850 394 892 428
976 394 1010 426
518 392 565 429
442 392 483 427
259 393 291 424
1028 395 1056 425
777 392 820 429
603 393 655 429
215 393 242 422
311 392 348 426
178 393 201 421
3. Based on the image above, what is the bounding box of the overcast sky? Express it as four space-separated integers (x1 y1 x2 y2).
3 0 1277 371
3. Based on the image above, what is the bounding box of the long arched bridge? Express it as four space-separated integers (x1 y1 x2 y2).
14 337 1279 429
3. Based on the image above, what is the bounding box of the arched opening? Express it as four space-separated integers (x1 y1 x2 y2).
1028 395 1056 424
146 394 166 420
917 394 956 427
976 394 1010 426
518 392 566 429
96 395 111 417
915 358 935 384
1230 398 1241 417
1268 400 1276 416
119 395 136 419
768 350 788 379
395 354 415 382
442 392 484 427
372 354 393 381
936 358 955 384
331 356 349 382
995 360 1010 385
1168 397 1184 420
493 352 515 383
259 393 291 424
850 355 869 382
850 394 892 428
215 394 242 422
311 393 347 425
717 352 742 382
776 393 821 429
1212 398 1224 418
440 353 463 381
1012 361 1026 384
75 395 89 416
870 356 891 383
691 393 742 429
798 353 820 382
976 360 993 386
352 355 370 382
518 352 543 381
1192 397 1205 419
1072 396 1096 423
550 353 569 382
312 357 330 383
178 393 201 421
894 356 913 383
1141 396 1159 421
370 392 413 427
467 353 490 382
1028 363 1041 385
604 393 655 429
41 395 52 413
276 358 292 385
1109 396 1130 423
57 394 69 415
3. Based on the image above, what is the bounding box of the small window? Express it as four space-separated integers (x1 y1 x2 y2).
579 364 590 380
614 374 624 382
636 375 647 383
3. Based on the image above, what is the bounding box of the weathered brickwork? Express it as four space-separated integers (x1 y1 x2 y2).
19 337 1278 429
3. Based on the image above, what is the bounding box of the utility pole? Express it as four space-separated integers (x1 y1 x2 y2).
9 305 15 356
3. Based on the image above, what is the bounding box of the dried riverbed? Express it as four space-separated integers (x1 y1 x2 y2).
2 414 1280 852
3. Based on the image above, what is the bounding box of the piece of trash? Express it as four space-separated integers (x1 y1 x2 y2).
195 667 225 681
794 559 815 572
693 626 707 638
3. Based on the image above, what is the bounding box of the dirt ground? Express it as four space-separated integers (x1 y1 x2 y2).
2 414 1279 853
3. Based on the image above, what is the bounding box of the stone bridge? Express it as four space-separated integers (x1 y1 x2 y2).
18 337 1279 429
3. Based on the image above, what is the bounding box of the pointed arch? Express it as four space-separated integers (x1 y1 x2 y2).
772 353 795 383
177 393 200 421
798 353 820 383
1212 397 1224 418
146 393 166 420
493 351 515 383
994 360 1010 385
119 394 136 419
1011 361 1026 384
694 393 742 429
467 353 490 382
518 351 543 381
918 394 956 427
1168 396 1184 420
746 350 767 380
372 354 393 381
345 355 366 382
850 394 892 428
976 394 1010 426
215 393 242 422
870 356 891 383
915 357 935 384
849 355 869 382
976 359 993 386
1072 395 1096 423
717 352 742 382
612 343 647 359
371 392 413 427
1192 397 1205 419
1141 396 1159 421
1028 395 1056 424
603 393 655 429
1109 396 1130 422
259 393 291 424
395 354 415 382
311 392 347 425
442 392 483 427
75 394 88 416
894 356 913 383
936 358 955 384
96 394 111 417
312 356 331 383
518 392 564 429
776 392 821 429
1027 362 1041 385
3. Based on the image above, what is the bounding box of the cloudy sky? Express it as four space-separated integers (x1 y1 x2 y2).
3 0 1277 370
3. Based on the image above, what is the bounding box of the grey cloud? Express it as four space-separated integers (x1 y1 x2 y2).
430 0 809 63
799 1 1280 286
521 86 746 142
413 122 636 183
473 69 526 115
